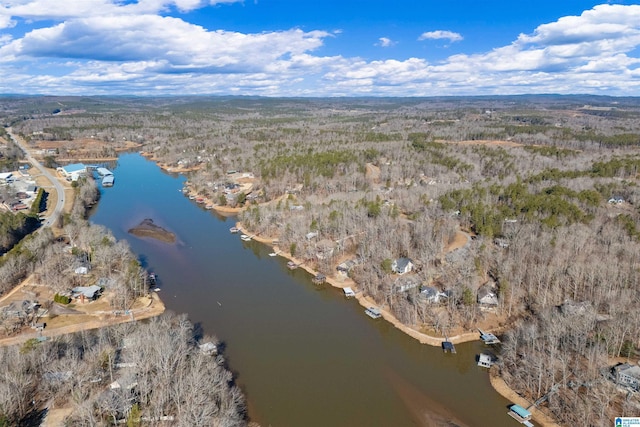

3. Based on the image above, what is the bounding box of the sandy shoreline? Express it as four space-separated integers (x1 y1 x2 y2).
235 221 560 427
489 368 561 427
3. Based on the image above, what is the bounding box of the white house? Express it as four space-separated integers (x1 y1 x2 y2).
392 257 413 275
0 172 13 183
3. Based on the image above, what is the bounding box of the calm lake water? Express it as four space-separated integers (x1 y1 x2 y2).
90 153 520 427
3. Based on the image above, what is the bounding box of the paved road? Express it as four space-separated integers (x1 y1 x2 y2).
5 127 65 228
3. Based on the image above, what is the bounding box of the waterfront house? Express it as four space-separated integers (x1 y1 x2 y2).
477 285 499 306
391 257 413 275
613 363 640 390
394 276 420 293
419 286 448 303
337 258 362 274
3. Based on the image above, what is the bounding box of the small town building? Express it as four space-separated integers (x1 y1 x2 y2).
57 163 87 181
392 257 413 275
0 172 13 182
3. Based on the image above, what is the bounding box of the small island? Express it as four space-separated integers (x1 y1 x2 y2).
128 218 176 243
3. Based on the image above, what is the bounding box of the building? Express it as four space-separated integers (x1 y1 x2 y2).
392 257 413 275
102 175 115 187
394 276 420 293
71 285 102 300
477 285 499 306
57 163 87 181
0 172 13 183
420 286 448 303
613 363 640 390
96 167 113 177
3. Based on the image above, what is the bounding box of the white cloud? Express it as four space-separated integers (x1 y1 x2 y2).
0 16 330 73
418 30 463 43
376 37 395 47
0 3 640 96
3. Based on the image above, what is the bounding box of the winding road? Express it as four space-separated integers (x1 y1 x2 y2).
5 127 65 228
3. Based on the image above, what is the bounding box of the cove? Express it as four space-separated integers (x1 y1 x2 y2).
90 153 518 427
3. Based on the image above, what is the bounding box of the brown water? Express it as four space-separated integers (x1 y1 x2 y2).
90 153 522 427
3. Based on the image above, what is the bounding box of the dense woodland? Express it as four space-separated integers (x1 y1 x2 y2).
0 313 246 426
2 95 640 425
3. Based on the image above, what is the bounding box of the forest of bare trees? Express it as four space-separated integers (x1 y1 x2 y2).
3 94 640 424
0 312 246 426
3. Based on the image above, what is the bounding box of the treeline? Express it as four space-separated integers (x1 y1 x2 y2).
0 211 39 254
0 313 246 426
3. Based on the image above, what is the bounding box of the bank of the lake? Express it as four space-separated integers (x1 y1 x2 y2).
89 153 537 427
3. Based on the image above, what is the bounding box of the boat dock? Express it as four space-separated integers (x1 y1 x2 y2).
479 329 501 344
343 287 355 298
441 329 456 354
365 307 382 319
312 274 326 284
507 404 534 426
287 261 299 270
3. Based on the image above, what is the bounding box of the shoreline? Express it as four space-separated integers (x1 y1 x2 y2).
235 221 559 427
235 222 485 347
489 368 561 427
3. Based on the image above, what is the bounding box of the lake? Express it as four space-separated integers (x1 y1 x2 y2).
90 153 520 427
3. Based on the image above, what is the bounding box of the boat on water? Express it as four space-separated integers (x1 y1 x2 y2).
240 234 252 241
365 307 382 319
205 204 213 210
189 195 196 200
229 227 239 233
269 252 278 257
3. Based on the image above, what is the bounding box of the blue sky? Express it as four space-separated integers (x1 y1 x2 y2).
0 1 639 96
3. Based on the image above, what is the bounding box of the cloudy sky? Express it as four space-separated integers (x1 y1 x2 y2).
0 0 639 96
